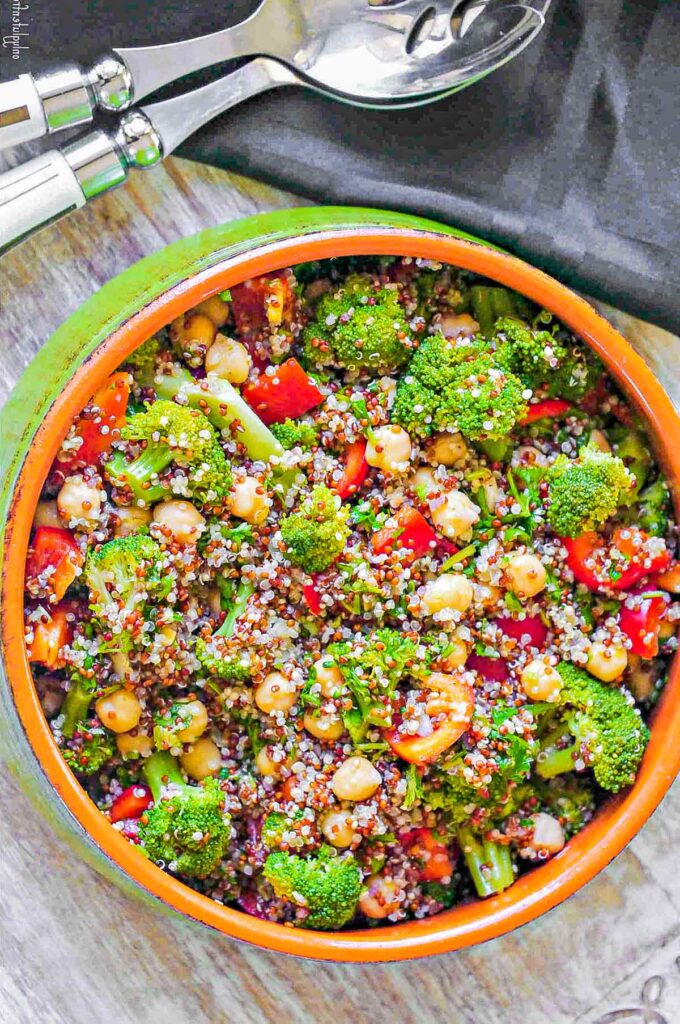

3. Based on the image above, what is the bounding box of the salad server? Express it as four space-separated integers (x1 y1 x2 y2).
0 0 550 152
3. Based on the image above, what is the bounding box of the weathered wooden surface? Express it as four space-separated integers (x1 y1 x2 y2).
1 157 679 1024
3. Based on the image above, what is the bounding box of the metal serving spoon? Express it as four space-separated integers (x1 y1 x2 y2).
0 0 550 151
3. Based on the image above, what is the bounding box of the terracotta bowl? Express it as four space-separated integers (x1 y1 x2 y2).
1 207 679 962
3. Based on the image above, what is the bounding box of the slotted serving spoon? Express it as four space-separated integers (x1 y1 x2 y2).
0 0 550 151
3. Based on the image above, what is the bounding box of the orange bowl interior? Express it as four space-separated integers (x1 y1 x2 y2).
3 230 680 961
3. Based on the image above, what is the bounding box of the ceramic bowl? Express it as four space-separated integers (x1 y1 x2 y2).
2 207 679 961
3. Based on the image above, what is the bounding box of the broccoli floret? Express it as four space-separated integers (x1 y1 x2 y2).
195 579 255 682
263 847 362 929
271 418 320 451
393 334 527 441
634 479 671 537
124 335 162 377
547 338 602 402
261 810 304 849
470 285 532 340
533 775 596 838
280 485 350 573
325 627 418 740
138 751 231 878
84 535 171 625
152 700 200 751
457 826 516 898
61 721 115 776
495 318 567 391
610 425 652 500
106 399 232 507
301 274 412 375
546 443 635 537
536 663 650 792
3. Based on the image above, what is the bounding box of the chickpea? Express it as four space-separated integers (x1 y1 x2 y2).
95 689 142 733
152 499 205 545
588 429 611 453
255 671 297 714
303 710 344 741
365 425 412 475
331 756 381 802
529 812 565 854
411 466 440 497
116 731 154 760
313 657 345 698
320 809 356 849
205 334 252 384
437 637 469 671
658 619 676 641
421 573 474 615
359 876 401 919
256 746 282 778
521 659 563 702
170 312 217 354
504 552 547 598
474 583 504 611
438 312 480 339
180 737 222 780
33 499 62 529
430 489 480 542
174 698 209 743
586 641 628 682
113 505 152 538
426 432 468 467
229 476 272 525
57 477 101 527
193 294 230 327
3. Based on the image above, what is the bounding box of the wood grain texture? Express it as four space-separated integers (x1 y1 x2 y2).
1 157 679 1024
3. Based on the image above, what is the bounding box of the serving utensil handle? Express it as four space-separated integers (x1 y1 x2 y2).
0 123 139 253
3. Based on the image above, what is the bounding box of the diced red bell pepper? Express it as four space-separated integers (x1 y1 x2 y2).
467 653 509 683
401 827 455 882
110 784 153 824
385 674 475 764
619 591 669 659
520 398 572 426
303 579 323 616
335 439 369 500
563 528 671 593
242 358 324 425
495 615 548 649
230 274 294 334
56 372 130 471
25 526 82 602
372 506 439 561
26 605 74 669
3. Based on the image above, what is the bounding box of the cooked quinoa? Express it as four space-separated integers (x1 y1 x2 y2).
25 257 679 929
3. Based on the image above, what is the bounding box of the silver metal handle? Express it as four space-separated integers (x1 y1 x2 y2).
113 2 269 106
0 65 96 152
0 59 294 254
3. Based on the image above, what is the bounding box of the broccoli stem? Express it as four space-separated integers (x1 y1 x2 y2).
142 750 185 803
458 827 515 898
61 683 94 738
535 725 578 779
476 438 512 462
106 445 172 503
470 286 523 340
153 368 284 464
215 579 255 638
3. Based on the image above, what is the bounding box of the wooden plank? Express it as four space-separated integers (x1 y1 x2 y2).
1 157 678 1024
